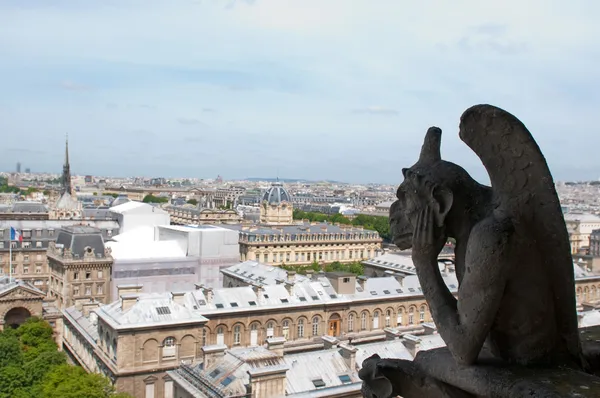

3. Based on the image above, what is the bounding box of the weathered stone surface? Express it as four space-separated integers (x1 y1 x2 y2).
414 347 600 398
360 105 600 397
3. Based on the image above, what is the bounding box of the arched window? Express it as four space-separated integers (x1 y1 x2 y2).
361 312 367 330
162 336 176 359
408 307 415 325
250 323 259 346
373 310 380 329
282 320 290 339
233 325 241 345
312 317 320 336
112 338 117 360
420 305 426 322
348 314 354 332
216 326 225 345
397 308 404 326
297 319 305 338
201 328 207 346
385 310 392 327
576 287 582 302
584 286 590 302
266 322 274 338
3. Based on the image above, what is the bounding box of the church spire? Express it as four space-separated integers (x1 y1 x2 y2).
62 134 72 196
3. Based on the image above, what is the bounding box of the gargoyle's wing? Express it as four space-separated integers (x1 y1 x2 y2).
459 104 581 363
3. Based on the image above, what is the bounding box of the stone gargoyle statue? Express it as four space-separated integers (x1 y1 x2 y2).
359 104 597 398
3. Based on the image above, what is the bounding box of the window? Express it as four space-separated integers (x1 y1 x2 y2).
98 270 103 278
343 277 350 283
73 272 79 280
386 310 391 327
36 229 42 238
230 302 239 307
361 312 367 330
233 325 241 345
85 271 91 280
312 379 326 388
23 266 29 274
420 306 426 322
221 377 233 387
162 337 176 358
49 229 54 237
297 319 305 338
248 301 256 306
373 310 380 329
312 317 319 336
85 285 92 295
397 308 404 326
73 286 80 296
23 242 31 248
409 307 415 325
97 284 104 294
202 328 207 346
23 255 29 262
282 320 290 339
266 322 274 338
216 327 225 345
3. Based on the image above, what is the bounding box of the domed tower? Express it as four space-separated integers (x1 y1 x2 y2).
260 182 293 225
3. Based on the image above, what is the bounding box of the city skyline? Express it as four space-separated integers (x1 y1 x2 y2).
1 0 599 184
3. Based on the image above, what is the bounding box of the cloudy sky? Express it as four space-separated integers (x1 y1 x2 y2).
0 0 599 184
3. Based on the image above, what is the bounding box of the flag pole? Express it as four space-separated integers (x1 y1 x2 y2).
8 229 12 283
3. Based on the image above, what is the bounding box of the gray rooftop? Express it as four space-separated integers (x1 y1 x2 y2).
55 226 108 258
8 201 48 213
262 182 291 204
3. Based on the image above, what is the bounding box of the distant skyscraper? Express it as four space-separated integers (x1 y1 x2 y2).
25 168 31 174
16 162 21 173
61 135 72 196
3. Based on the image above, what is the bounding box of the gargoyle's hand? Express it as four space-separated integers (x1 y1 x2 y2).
412 204 446 264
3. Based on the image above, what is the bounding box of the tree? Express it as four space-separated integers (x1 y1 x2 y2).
0 333 23 368
187 198 198 206
41 365 117 398
142 194 168 204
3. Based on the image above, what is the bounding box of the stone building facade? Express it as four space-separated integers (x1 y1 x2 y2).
0 220 118 292
166 205 242 226
260 182 293 225
0 277 45 330
47 226 114 309
62 266 449 397
234 222 382 266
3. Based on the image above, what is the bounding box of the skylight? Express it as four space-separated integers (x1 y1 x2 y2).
312 379 326 388
338 374 352 384
221 376 234 387
298 297 307 302
396 289 403 293
156 306 171 315
248 301 257 306
264 294 269 299
209 368 222 378
215 303 224 309
383 290 391 294
230 302 239 307
280 298 289 303
311 296 319 300
330 294 337 299
370 291 378 295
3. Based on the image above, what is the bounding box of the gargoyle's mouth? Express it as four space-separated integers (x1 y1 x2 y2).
393 233 413 249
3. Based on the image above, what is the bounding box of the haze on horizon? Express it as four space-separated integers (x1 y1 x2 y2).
0 0 599 184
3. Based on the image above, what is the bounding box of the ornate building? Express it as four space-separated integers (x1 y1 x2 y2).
166 205 242 226
62 135 73 196
234 222 382 266
47 226 114 309
50 136 84 220
260 182 293 225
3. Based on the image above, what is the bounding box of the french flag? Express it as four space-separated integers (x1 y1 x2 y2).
10 227 22 242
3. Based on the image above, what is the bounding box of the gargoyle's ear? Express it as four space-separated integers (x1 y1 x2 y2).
401 168 409 178
432 185 453 227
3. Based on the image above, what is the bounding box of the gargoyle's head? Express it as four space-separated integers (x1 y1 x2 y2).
390 127 454 250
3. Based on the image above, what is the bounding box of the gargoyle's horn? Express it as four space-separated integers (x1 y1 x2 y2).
419 127 442 163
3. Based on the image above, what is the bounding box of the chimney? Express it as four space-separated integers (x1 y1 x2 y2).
203 287 214 304
394 273 405 286
357 275 367 290
403 334 421 358
116 284 143 297
252 285 265 301
81 301 100 316
121 294 139 311
266 337 286 357
284 282 294 296
384 328 401 341
322 335 339 350
171 291 186 305
287 270 296 283
305 269 314 279
339 343 358 370
422 323 437 335
202 344 227 368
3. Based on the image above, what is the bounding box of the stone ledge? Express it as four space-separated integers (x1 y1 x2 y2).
414 348 600 398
